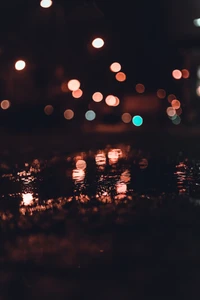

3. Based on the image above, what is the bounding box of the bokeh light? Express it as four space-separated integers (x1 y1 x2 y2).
168 94 176 103
76 160 87 170
15 60 26 71
136 84 145 94
40 0 52 8
121 113 132 123
197 86 200 96
115 72 126 82
64 109 74 120
22 193 34 206
85 110 96 121
92 92 103 102
176 107 182 116
166 107 176 117
172 115 181 125
171 99 181 110
110 62 121 73
132 115 143 126
182 69 190 79
168 114 178 121
113 97 120 106
44 105 54 115
157 89 166 99
105 95 117 106
92 38 104 49
67 79 80 91
194 18 200 27
172 69 182 80
1 100 10 110
72 89 83 99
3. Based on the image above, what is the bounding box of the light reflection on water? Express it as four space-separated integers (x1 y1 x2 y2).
1 145 200 219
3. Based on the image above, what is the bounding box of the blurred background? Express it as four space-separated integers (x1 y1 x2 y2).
0 0 199 141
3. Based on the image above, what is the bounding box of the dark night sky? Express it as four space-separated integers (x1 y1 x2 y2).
0 0 191 129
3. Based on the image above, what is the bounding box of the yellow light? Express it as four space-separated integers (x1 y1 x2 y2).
1 100 10 110
92 38 104 49
15 60 26 71
40 0 52 8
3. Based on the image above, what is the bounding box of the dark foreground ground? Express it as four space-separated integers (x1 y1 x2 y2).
1 128 200 299
1 197 200 300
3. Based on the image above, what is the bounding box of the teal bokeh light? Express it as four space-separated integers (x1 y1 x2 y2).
85 110 96 121
132 115 143 126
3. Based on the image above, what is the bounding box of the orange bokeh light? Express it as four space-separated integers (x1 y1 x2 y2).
136 84 145 93
92 92 103 102
110 62 121 73
92 38 104 49
182 69 190 79
67 79 80 91
44 105 54 115
157 89 166 99
1 100 10 110
121 113 132 123
171 99 181 110
115 72 126 82
172 69 182 80
72 89 83 99
105 95 117 106
64 109 74 120
113 97 120 106
166 107 176 117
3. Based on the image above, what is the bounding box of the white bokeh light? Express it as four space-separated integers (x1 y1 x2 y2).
40 0 52 8
15 60 26 71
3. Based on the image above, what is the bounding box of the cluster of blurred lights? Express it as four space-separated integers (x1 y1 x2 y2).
109 61 126 82
9 10 188 128
166 95 182 125
121 112 143 127
172 69 190 80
